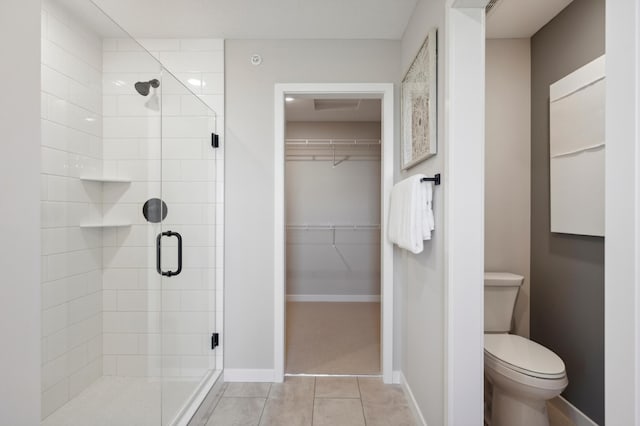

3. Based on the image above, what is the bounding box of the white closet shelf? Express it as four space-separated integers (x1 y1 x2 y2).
285 140 381 165
80 223 132 229
285 154 380 161
285 138 380 146
80 176 132 183
286 224 380 230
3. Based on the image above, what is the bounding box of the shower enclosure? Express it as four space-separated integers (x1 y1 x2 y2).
40 1 222 424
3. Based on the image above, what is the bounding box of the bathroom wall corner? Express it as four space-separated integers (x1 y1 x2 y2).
0 0 42 424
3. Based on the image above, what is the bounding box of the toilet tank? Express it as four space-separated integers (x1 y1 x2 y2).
484 272 524 333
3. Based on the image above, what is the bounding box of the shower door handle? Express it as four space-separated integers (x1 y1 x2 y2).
156 230 183 277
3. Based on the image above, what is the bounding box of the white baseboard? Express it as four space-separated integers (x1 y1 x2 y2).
399 371 427 426
286 294 381 302
392 370 402 384
548 396 598 426
223 369 275 382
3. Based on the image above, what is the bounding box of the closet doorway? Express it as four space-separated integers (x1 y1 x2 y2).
274 84 395 382
285 99 381 375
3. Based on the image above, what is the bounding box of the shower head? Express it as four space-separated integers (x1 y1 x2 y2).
134 79 160 96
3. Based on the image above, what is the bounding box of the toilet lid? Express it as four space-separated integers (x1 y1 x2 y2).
484 334 566 379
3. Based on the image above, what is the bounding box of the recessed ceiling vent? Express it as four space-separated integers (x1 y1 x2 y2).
313 99 361 111
485 0 501 14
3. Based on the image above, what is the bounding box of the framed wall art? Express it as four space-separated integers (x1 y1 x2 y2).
401 28 438 170
549 55 605 237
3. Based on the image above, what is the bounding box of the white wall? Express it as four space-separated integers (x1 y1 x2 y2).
40 1 104 417
225 40 400 372
485 38 531 338
397 0 446 424
0 0 41 424
285 121 381 297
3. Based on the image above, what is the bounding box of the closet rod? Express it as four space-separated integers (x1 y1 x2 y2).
285 138 381 146
286 224 380 230
421 173 441 185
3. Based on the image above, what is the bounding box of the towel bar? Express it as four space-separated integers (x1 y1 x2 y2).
421 173 441 185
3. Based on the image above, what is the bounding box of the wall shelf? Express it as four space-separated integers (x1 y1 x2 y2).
285 138 380 146
285 140 381 165
286 224 380 231
80 223 132 229
80 176 131 183
79 177 132 229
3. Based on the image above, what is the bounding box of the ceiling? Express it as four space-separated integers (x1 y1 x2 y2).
92 0 419 40
286 98 381 122
68 0 571 42
486 0 574 38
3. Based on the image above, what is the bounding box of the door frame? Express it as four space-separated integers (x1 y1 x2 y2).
604 0 640 424
273 83 395 383
443 1 487 423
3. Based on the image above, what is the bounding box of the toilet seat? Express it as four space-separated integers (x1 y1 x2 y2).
484 334 566 379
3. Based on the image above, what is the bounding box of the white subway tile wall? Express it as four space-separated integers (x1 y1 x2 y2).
40 0 104 417
101 38 224 381
41 0 224 418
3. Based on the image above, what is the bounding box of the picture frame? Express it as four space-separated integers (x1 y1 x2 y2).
401 28 438 170
549 55 605 237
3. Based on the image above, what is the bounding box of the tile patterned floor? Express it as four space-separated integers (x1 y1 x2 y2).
192 376 419 426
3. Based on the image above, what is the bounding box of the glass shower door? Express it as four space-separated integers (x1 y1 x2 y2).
157 70 218 425
40 1 220 424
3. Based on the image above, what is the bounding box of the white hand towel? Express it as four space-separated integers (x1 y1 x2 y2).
422 181 435 240
388 174 435 254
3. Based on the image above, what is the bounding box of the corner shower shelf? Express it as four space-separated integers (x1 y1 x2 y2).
80 176 132 183
79 177 132 229
80 223 132 229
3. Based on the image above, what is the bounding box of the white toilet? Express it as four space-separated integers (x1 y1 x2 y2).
484 272 568 426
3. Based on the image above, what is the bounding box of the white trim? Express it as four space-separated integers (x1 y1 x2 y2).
399 371 428 426
604 0 640 424
274 84 286 384
380 83 395 385
286 294 381 302
223 369 276 382
392 370 402 384
452 0 489 6
444 2 486 425
286 373 382 378
171 369 222 426
548 396 598 426
274 83 395 384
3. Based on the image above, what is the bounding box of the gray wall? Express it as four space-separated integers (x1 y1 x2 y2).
398 0 446 423
530 0 605 423
285 121 381 297
224 39 400 370
485 39 531 338
0 0 42 423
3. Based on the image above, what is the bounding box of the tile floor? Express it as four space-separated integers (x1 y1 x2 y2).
190 376 419 426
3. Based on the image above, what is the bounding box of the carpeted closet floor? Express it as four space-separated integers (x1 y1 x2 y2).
285 302 380 375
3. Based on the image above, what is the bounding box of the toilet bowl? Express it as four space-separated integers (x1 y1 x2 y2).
484 333 568 426
483 272 568 426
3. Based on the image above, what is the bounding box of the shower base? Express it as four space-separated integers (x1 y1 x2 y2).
42 372 220 426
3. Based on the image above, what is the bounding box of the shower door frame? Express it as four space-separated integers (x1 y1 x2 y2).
273 83 395 383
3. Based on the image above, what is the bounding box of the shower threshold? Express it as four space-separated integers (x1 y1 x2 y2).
41 371 221 426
